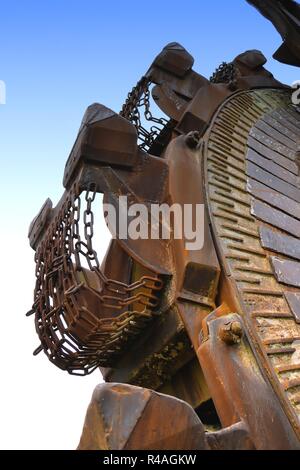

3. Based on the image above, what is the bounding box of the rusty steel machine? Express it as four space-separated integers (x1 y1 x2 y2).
27 0 300 450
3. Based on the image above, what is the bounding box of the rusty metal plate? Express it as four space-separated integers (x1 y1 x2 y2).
255 118 298 151
261 113 300 144
271 257 300 288
273 109 300 132
205 88 300 439
260 226 300 261
247 178 300 220
249 127 295 160
247 161 300 203
251 199 300 238
248 135 299 174
247 148 300 186
285 292 300 324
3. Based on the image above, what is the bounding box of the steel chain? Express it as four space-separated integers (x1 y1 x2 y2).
120 76 168 151
30 182 163 375
210 61 239 91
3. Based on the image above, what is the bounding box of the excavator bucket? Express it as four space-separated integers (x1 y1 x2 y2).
27 16 300 449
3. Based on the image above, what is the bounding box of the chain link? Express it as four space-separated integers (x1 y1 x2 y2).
120 76 168 152
30 183 163 375
210 62 239 91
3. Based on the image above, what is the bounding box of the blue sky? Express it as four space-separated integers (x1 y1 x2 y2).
1 0 299 222
1 0 300 449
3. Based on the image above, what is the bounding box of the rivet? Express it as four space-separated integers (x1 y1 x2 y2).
219 321 243 345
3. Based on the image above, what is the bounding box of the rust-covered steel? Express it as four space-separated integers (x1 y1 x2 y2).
247 0 300 66
27 0 300 450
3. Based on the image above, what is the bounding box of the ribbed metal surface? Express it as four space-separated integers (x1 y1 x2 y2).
206 88 300 426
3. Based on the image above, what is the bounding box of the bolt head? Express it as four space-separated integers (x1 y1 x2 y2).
219 320 243 345
185 131 201 149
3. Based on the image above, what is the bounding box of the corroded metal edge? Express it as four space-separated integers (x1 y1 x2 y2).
204 88 300 438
